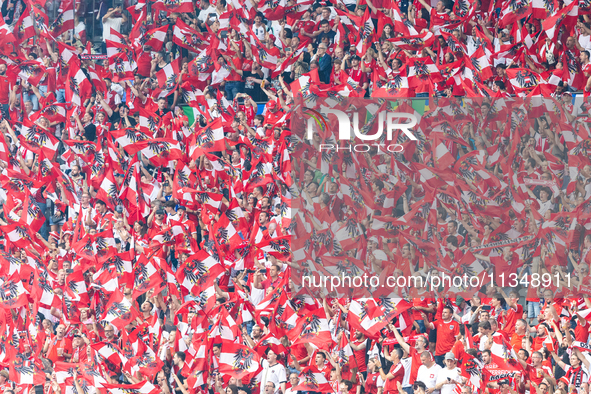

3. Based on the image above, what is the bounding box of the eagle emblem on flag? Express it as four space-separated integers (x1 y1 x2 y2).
232 348 256 371
515 70 538 88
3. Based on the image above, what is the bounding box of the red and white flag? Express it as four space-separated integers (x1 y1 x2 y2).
218 340 262 379
292 367 334 393
173 18 209 51
135 25 168 51
103 381 159 394
152 0 194 13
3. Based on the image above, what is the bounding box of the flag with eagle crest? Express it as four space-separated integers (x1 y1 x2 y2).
189 117 226 158
152 0 195 12
129 138 185 167
218 340 262 379
134 25 168 51
18 120 61 158
99 288 140 330
173 18 210 52
288 308 333 350
292 367 334 393
66 61 93 107
176 250 225 299
506 68 541 94
154 57 181 98
14 7 36 45
0 273 29 309
49 0 74 37
103 380 160 394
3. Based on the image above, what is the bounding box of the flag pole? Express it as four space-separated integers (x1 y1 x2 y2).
72 0 76 44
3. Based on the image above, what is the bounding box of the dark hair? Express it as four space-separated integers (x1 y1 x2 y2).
446 235 458 247
341 381 353 391
442 306 453 314
539 186 553 198
413 382 427 391
519 349 529 359
174 351 186 361
478 321 491 331
134 220 148 237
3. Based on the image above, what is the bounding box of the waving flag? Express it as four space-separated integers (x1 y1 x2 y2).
103 381 159 394
288 308 333 350
49 0 74 37
135 25 168 51
154 58 181 98
292 367 334 393
189 118 226 157
218 340 262 379
100 288 139 329
152 0 194 12
173 18 209 51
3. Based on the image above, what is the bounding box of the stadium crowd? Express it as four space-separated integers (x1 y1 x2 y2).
2 1 591 394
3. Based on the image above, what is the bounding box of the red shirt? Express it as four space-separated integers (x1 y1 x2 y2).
365 372 380 394
491 255 521 287
510 333 525 353
526 364 552 386
504 304 523 335
432 319 460 356
575 319 590 343
0 75 9 105
383 362 404 394
408 347 422 384
352 339 368 373
47 336 73 363
225 57 243 82
430 10 451 26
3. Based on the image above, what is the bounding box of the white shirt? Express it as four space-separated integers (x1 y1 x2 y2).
198 6 217 23
102 17 123 42
435 367 462 394
401 357 413 388
417 363 443 394
252 24 267 41
75 21 86 36
250 287 265 307
580 34 591 52
260 360 287 394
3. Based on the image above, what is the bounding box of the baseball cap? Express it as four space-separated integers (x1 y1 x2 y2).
444 352 456 361
177 205 186 211
267 100 277 109
456 296 465 305
501 29 510 35
115 205 124 213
